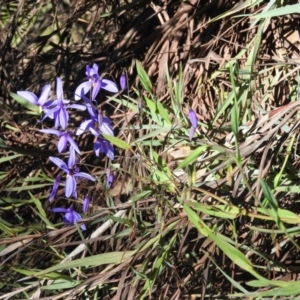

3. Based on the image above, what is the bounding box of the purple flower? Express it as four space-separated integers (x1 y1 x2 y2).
42 78 69 129
49 175 61 202
106 169 114 188
17 84 52 113
94 138 114 160
51 205 86 230
41 78 86 128
40 129 81 154
76 109 114 137
83 196 90 214
188 109 198 141
49 156 95 198
120 74 126 91
76 91 114 136
74 63 118 101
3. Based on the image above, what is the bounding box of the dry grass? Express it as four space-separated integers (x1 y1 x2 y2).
1 0 300 299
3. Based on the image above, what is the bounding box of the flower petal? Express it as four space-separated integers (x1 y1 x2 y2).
58 135 68 153
106 143 115 160
72 211 83 223
97 112 103 127
17 91 38 105
39 129 61 135
76 119 94 135
101 79 119 93
74 172 95 182
54 111 60 128
80 223 87 231
74 81 91 101
189 126 196 141
68 104 86 111
38 84 51 106
67 136 81 154
100 117 114 136
65 175 76 198
51 207 69 213
188 109 198 129
92 80 101 100
59 106 69 130
89 127 99 137
85 65 91 78
107 169 114 189
120 74 126 91
68 146 76 168
83 196 89 214
64 211 75 224
69 210 86 230
56 78 64 101
41 106 59 122
92 63 99 75
49 175 61 202
49 156 68 171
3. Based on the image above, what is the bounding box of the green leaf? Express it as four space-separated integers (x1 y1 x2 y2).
255 207 300 224
34 251 136 277
0 218 15 235
260 179 284 229
230 105 239 137
246 280 300 296
41 280 81 291
176 146 206 170
102 134 131 150
0 153 23 163
182 203 210 237
133 127 171 144
144 96 171 125
29 192 55 229
141 96 171 126
188 202 241 219
129 189 153 202
10 92 40 113
252 4 300 19
41 279 80 290
4 183 53 192
136 60 152 92
275 185 300 193
210 257 250 294
260 180 278 207
209 232 287 287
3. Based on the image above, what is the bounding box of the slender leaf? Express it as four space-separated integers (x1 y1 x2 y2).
136 60 152 92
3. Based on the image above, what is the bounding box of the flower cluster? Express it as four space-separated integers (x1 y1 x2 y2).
17 64 124 230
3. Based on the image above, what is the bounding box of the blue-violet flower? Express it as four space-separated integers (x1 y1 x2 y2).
106 168 114 188
51 205 86 230
120 74 126 91
40 129 80 154
74 63 118 101
76 105 114 137
17 84 52 114
43 78 85 129
83 196 90 214
49 156 95 198
94 138 114 160
188 109 198 141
